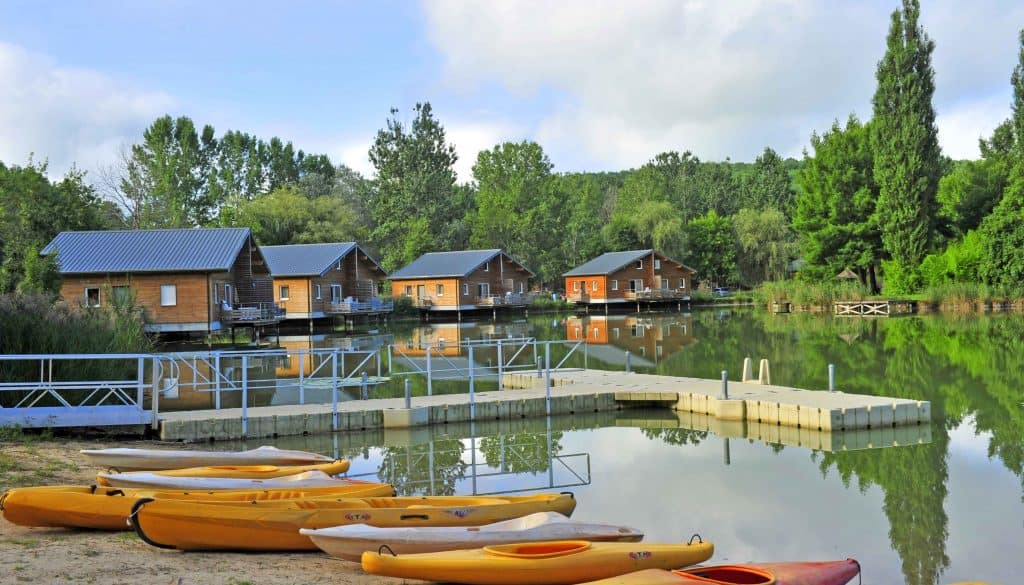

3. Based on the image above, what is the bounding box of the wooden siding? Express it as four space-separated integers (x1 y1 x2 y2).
274 278 313 315
59 273 212 326
272 249 386 318
392 278 463 308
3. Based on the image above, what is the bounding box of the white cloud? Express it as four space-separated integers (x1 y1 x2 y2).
0 42 175 177
423 0 1024 166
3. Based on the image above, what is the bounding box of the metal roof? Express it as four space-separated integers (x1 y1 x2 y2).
563 249 696 276
42 228 253 274
261 242 360 277
390 249 534 279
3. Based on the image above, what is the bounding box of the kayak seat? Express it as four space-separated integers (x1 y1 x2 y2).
681 566 775 584
485 541 591 558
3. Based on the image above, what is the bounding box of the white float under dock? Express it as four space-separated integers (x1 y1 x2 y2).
157 369 930 441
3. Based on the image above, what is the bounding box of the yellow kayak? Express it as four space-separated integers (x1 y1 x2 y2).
361 539 715 585
96 460 349 485
130 493 578 551
0 482 394 530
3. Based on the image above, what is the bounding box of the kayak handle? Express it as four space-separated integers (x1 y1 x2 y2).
560 491 575 499
105 489 125 497
688 534 703 545
0 490 8 511
400 514 429 520
378 544 397 556
849 558 862 585
129 498 176 550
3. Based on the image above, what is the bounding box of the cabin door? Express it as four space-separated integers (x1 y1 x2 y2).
331 284 342 303
417 284 426 299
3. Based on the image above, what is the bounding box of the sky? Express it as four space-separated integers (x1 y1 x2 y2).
1 0 1022 182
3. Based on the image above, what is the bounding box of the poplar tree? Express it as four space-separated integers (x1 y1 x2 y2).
870 0 941 293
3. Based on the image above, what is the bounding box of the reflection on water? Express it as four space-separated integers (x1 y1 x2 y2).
184 309 1024 585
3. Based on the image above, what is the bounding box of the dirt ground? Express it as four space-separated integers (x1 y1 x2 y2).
0 435 406 585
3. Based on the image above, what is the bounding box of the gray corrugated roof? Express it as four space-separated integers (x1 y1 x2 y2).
563 249 696 276
563 250 652 276
261 242 358 277
42 228 253 274
390 249 533 279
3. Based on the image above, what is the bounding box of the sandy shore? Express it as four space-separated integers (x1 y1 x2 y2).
0 436 405 585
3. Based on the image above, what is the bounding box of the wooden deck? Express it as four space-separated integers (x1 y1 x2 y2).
833 300 916 316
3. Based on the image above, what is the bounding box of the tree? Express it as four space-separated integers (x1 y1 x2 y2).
684 210 736 287
368 103 460 269
555 173 606 270
871 0 942 293
733 207 797 286
230 185 368 246
470 141 566 284
978 30 1024 288
795 115 883 289
743 147 795 214
936 158 1007 238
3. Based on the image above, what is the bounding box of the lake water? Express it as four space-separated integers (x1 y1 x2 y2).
198 309 1022 585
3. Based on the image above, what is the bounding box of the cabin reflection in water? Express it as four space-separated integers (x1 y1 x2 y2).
566 315 696 367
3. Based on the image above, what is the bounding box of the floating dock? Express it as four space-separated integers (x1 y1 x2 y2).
158 369 930 442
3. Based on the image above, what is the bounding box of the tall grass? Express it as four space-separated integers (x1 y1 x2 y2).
755 280 871 308
920 282 1024 308
0 292 152 386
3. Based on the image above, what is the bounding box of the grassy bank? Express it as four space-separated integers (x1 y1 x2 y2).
754 280 871 308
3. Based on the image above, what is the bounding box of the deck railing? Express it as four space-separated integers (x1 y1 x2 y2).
476 293 528 307
626 289 690 300
220 302 283 324
327 298 395 314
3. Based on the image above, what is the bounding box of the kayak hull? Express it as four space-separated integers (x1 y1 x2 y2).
96 469 365 490
0 483 394 530
131 493 578 551
361 540 715 585
301 512 644 561
576 560 861 585
96 460 348 485
80 446 333 471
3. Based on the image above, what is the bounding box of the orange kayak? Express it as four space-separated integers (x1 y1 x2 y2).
576 560 861 584
0 482 394 530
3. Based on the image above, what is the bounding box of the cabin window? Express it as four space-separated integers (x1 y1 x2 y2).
483 262 489 272
477 283 490 298
279 285 290 300
518 281 524 294
631 325 643 337
679 278 686 289
463 283 469 296
331 285 342 302
111 285 131 304
437 284 444 297
611 280 618 291
224 284 233 305
654 258 661 270
314 284 321 300
404 285 412 296
84 287 101 308
573 281 579 291
635 260 643 269
213 286 219 304
661 278 669 290
160 285 177 307
629 279 643 292
591 280 598 291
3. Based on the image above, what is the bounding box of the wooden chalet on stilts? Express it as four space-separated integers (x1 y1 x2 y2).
389 249 534 320
564 249 696 313
42 228 281 339
261 242 392 330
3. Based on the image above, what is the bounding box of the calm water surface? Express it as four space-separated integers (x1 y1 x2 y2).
192 309 1023 584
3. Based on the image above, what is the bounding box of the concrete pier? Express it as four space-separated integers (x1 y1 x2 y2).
158 369 929 441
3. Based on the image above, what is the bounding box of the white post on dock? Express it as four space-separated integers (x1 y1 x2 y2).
828 364 836 392
625 351 632 373
469 344 476 420
583 340 588 371
150 356 160 430
136 357 145 409
241 354 248 437
545 344 552 416
497 340 504 391
297 351 304 405
214 353 222 409
404 378 412 409
331 352 339 431
535 340 542 378
376 349 382 379
720 370 729 400
426 346 433 396
361 372 368 400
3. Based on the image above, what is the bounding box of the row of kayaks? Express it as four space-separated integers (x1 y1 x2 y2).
1 446 871 585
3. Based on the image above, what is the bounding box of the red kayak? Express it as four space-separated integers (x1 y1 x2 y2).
577 559 861 584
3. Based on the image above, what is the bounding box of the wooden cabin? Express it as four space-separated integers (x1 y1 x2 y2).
42 228 279 334
389 249 534 315
564 249 695 308
566 315 696 366
261 242 391 322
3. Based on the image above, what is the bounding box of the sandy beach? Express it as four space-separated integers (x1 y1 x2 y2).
0 435 404 585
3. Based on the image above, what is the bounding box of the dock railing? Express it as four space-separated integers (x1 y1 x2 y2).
0 338 593 431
